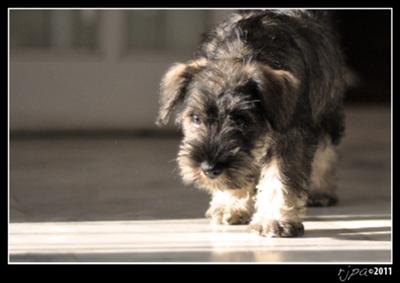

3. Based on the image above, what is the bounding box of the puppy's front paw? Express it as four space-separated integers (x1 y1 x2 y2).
307 192 338 207
223 211 251 225
249 219 304 237
206 208 251 225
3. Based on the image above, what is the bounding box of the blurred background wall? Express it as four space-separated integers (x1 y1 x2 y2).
9 9 391 133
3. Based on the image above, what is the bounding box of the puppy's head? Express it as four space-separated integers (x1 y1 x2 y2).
157 58 299 192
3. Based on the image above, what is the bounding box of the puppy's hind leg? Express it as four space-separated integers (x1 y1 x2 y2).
307 137 339 207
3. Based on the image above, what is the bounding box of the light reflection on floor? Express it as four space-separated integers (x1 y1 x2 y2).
9 214 391 263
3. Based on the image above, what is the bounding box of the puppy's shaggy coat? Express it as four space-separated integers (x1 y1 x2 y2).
157 10 347 237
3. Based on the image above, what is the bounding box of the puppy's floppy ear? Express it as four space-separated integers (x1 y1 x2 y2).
254 65 300 132
156 58 207 126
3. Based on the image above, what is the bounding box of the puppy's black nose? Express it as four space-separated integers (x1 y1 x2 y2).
201 161 222 178
200 161 222 179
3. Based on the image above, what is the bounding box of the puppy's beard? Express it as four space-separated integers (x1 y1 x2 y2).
177 145 258 192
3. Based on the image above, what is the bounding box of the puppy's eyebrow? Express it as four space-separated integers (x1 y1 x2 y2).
185 90 217 116
220 92 259 112
235 99 260 110
235 80 260 96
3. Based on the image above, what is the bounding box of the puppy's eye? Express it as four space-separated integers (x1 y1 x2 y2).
191 114 202 126
232 114 248 127
236 118 247 127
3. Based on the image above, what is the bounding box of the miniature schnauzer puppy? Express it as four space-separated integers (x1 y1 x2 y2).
156 10 347 237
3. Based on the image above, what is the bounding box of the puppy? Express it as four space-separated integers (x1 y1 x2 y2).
156 10 347 237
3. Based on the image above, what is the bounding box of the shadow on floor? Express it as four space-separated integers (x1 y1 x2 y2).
304 215 391 221
305 226 391 241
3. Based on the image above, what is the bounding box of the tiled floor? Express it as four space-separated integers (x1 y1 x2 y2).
9 106 391 263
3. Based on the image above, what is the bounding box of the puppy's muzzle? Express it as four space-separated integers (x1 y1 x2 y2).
200 161 223 179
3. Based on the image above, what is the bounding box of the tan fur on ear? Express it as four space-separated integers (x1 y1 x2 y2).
156 63 187 126
257 65 300 131
156 58 208 126
188 57 208 69
272 69 300 88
